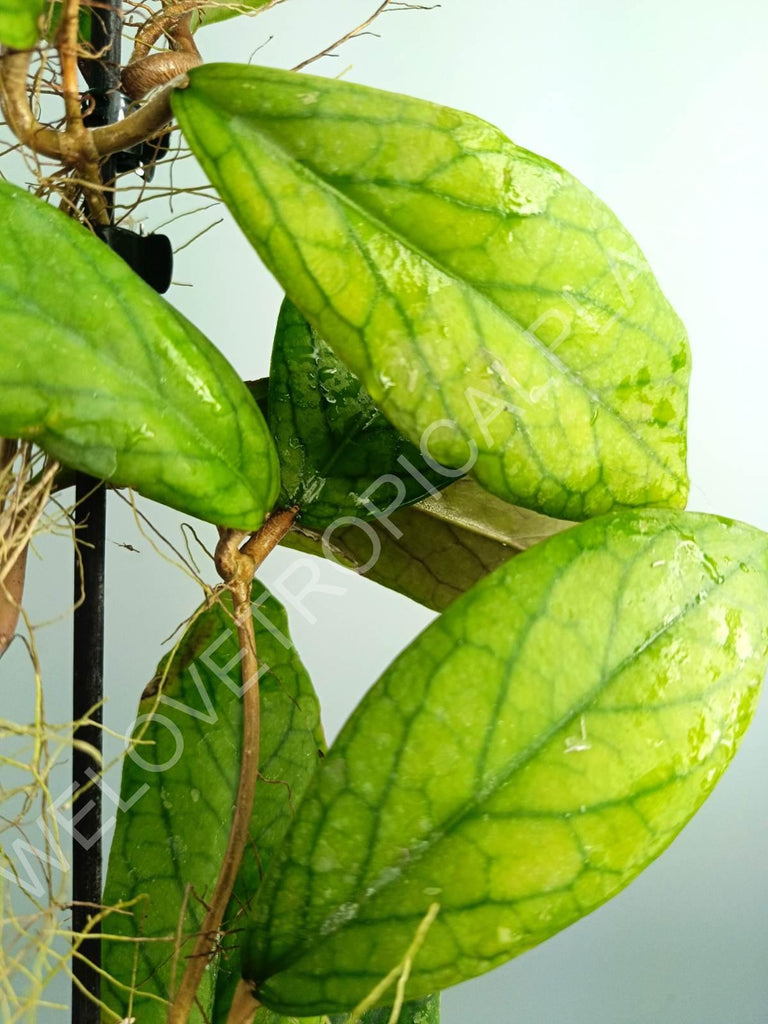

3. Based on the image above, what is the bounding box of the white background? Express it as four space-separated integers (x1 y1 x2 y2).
3 1 768 1020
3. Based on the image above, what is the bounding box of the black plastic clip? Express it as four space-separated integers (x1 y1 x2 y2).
94 224 174 294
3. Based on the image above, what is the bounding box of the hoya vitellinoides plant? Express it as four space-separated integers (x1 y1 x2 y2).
0 2 766 1023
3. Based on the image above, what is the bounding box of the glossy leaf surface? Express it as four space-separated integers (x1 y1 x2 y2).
173 64 690 521
269 297 448 527
102 587 322 1022
0 0 43 47
243 510 768 1014
284 477 570 611
0 182 279 529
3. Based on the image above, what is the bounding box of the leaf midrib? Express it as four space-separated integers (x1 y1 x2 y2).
0 281 261 502
203 99 687 490
261 532 762 974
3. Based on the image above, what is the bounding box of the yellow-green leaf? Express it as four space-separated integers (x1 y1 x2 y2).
242 510 768 1015
194 0 274 30
0 0 44 47
173 64 690 521
0 182 279 529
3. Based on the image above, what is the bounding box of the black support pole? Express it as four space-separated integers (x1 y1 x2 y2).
72 0 122 1018
71 478 106 1021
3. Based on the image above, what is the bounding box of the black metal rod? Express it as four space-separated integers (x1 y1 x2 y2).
81 0 124 205
72 0 122 1018
72 478 106 1021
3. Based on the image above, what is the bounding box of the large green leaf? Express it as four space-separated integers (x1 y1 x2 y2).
283 477 570 611
0 0 43 47
240 509 768 1015
173 64 690 521
101 586 323 1022
0 182 279 529
269 297 448 528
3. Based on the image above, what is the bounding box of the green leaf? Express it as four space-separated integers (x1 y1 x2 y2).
234 1009 325 1024
0 0 44 47
269 297 449 528
0 182 279 529
172 64 690 521
212 588 326 1015
331 995 440 1024
259 1016 322 1024
283 477 570 611
194 0 273 30
231 996 439 1024
43 0 90 43
101 585 323 1022
241 509 768 1015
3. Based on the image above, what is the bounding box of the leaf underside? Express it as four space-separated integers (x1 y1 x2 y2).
173 63 690 521
0 182 279 529
283 477 571 611
242 509 768 1015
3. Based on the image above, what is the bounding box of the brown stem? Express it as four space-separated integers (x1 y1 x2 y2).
0 439 26 658
226 979 261 1024
122 12 202 101
53 0 114 221
56 0 86 132
0 50 64 159
131 0 208 60
0 48 187 161
292 0 390 72
121 48 200 101
167 508 297 1024
168 576 260 1024
240 506 298 566
0 438 16 475
0 543 28 657
91 79 182 154
130 0 282 64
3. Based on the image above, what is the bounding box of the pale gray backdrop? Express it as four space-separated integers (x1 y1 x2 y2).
2 1 767 1021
